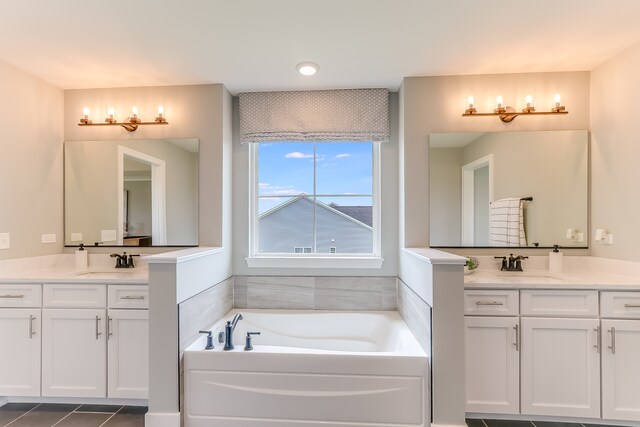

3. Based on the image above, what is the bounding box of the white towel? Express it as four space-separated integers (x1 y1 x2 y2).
489 197 527 246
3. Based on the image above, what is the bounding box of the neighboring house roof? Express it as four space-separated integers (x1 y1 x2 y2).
259 194 372 230
329 205 373 227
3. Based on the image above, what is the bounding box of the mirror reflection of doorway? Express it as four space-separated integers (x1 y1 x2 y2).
117 146 167 246
123 157 152 244
461 154 493 246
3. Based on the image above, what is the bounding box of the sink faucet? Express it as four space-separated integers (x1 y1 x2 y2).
223 313 243 350
494 254 529 271
110 252 139 268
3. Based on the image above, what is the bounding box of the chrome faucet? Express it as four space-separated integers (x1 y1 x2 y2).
223 313 243 350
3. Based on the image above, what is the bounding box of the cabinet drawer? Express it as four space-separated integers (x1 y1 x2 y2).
108 285 148 309
601 292 640 319
521 290 598 317
0 284 41 308
43 284 106 308
464 290 519 316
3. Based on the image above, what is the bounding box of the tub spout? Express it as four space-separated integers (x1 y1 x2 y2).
223 313 243 351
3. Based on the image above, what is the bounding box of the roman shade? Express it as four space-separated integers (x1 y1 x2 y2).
239 88 389 143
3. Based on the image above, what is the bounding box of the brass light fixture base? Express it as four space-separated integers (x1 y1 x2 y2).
79 118 169 132
463 105 568 122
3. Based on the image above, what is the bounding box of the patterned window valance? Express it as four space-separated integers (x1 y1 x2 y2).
239 88 389 143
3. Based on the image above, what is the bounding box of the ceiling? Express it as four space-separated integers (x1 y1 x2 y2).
1 1 640 93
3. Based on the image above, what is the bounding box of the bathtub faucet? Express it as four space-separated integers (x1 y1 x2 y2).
223 313 243 350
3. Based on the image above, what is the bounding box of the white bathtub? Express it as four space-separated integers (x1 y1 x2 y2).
184 309 430 427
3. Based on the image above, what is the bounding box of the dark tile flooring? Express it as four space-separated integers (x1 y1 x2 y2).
467 419 629 427
0 403 146 427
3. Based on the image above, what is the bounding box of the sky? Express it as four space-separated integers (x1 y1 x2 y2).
258 142 372 213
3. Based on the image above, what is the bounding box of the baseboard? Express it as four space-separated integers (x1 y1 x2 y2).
431 424 467 427
5 396 147 406
0 397 8 406
145 411 181 427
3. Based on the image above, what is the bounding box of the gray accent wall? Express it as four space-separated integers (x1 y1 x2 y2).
234 276 396 311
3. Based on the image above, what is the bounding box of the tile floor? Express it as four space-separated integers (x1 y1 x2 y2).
467 419 628 427
0 403 146 427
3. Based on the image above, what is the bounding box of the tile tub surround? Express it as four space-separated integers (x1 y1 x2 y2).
178 277 234 352
397 278 432 354
233 276 397 310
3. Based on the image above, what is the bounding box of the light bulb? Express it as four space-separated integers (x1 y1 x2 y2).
467 96 474 107
107 107 115 117
132 105 138 116
525 95 533 106
83 106 90 116
554 94 562 105
157 105 164 115
496 96 503 107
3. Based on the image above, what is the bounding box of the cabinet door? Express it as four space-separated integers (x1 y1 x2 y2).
602 319 640 421
465 316 519 414
42 309 106 397
521 317 600 418
108 309 148 399
0 309 40 396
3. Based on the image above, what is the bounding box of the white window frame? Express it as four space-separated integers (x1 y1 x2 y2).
246 142 383 269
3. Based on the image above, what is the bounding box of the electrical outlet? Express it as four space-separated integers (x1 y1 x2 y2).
70 232 83 242
0 233 9 250
101 229 117 242
576 232 584 243
41 233 57 244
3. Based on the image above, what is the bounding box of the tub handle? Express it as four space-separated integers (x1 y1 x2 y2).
245 331 261 351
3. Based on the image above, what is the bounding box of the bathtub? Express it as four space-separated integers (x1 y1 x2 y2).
184 309 429 427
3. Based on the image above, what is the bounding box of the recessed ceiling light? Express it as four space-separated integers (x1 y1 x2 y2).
296 62 319 76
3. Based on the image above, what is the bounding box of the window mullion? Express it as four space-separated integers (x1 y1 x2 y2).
313 142 317 254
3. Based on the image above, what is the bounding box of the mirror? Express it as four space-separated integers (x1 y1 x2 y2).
65 138 199 247
429 130 588 248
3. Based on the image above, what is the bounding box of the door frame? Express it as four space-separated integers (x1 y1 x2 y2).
461 154 494 246
117 146 167 245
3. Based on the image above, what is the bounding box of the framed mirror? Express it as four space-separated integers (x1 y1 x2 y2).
65 138 199 247
429 130 588 248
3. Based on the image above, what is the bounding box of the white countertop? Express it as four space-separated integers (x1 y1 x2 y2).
464 268 640 290
0 254 148 284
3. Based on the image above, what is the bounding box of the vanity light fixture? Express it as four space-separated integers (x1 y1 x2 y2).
78 105 169 132
462 94 568 123
296 61 319 76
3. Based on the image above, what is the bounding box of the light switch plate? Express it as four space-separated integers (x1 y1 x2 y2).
606 233 614 245
0 233 9 250
70 232 83 242
576 232 584 243
101 229 117 242
41 233 57 244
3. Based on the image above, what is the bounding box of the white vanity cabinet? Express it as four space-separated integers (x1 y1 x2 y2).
520 290 601 418
520 317 601 418
601 292 640 421
0 284 42 396
107 287 149 399
40 283 149 399
42 307 107 397
41 284 108 397
464 290 520 414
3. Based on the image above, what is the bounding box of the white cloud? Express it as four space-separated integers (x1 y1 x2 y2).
335 153 351 159
258 183 303 196
285 152 313 159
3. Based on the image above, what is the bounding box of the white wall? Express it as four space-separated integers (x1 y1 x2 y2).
399 72 591 257
0 59 64 260
232 92 399 276
429 147 462 245
591 41 640 261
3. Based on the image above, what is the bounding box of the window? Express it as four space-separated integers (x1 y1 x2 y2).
250 141 380 258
